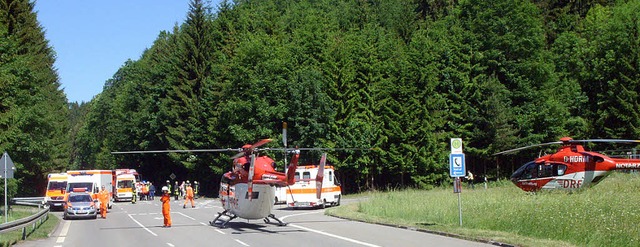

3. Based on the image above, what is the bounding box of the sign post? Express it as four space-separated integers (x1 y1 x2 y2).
449 138 465 226
1 152 15 223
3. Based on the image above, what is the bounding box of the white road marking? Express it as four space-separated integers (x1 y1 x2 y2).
128 214 158 236
60 220 70 236
280 211 321 220
235 239 250 246
289 224 381 247
56 220 71 243
176 212 196 220
215 228 225 235
280 211 380 247
55 237 65 243
167 243 175 247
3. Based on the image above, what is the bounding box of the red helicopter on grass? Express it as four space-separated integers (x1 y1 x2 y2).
495 137 640 192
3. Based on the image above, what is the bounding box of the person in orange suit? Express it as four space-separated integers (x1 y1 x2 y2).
183 182 195 208
98 185 109 219
160 186 171 227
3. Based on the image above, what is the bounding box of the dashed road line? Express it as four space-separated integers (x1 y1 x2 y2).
234 239 250 246
282 210 380 247
55 220 71 244
128 214 157 236
289 223 381 247
176 211 196 220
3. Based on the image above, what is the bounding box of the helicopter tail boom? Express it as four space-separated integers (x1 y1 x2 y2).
611 159 640 170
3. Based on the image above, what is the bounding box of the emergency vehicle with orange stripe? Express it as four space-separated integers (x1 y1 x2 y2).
114 169 138 201
65 170 114 211
45 173 68 209
286 161 341 208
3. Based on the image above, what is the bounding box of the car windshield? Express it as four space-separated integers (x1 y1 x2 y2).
47 181 67 190
69 194 92 203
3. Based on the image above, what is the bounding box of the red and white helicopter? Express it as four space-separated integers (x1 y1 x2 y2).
112 135 334 228
496 137 640 192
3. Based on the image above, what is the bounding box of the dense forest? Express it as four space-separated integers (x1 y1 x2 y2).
1 0 639 198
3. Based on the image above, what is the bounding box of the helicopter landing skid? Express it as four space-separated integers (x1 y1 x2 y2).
209 210 237 228
263 213 287 226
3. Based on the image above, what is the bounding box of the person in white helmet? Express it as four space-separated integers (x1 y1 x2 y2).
160 186 171 227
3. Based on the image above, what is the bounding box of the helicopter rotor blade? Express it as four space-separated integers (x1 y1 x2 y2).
316 153 326 200
494 138 640 155
251 139 273 149
260 147 372 152
286 149 300 186
569 139 640 144
248 154 255 201
282 122 287 149
230 139 274 159
493 141 561 155
111 148 239 155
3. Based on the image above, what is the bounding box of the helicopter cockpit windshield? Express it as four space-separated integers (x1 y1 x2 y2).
511 161 569 182
511 161 537 181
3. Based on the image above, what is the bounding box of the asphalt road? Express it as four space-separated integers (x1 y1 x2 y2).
16 197 493 247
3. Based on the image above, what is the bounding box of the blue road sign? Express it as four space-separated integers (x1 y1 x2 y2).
449 153 466 177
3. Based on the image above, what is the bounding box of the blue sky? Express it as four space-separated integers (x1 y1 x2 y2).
34 1 221 103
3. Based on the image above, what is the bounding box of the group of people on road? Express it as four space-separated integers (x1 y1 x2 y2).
134 181 156 201
165 180 199 200
93 178 200 227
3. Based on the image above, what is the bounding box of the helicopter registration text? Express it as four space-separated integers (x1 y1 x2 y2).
616 163 640 169
564 155 591 163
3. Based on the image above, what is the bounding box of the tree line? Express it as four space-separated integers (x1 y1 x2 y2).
1 0 639 197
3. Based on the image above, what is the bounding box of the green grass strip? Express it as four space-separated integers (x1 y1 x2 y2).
327 172 640 247
0 206 60 247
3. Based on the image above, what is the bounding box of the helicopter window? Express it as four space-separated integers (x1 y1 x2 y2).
303 172 311 180
538 164 554 178
522 162 538 179
328 171 333 182
555 164 567 176
294 172 300 182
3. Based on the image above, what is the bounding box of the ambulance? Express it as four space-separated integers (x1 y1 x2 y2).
286 165 342 208
114 169 138 201
45 173 68 209
274 186 287 204
66 170 114 210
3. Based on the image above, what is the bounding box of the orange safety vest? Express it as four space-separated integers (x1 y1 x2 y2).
98 190 109 207
186 186 194 198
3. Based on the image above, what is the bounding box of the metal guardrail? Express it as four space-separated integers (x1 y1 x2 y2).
0 197 50 240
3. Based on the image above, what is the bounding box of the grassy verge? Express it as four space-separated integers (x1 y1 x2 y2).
327 172 640 247
0 206 60 247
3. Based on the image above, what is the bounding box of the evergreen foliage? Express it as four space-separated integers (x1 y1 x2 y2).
0 0 69 196
2 0 639 195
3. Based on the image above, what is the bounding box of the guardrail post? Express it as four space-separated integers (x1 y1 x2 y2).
22 226 26 240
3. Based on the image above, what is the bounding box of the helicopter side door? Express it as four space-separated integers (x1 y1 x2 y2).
537 162 570 189
511 161 569 191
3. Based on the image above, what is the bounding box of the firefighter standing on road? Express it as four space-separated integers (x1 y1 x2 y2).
173 181 179 200
98 185 109 219
131 182 137 204
183 182 195 208
160 186 171 227
194 181 199 199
